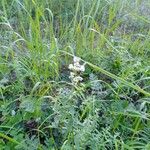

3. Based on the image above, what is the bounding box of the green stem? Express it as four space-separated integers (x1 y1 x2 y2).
0 132 20 145
60 50 150 97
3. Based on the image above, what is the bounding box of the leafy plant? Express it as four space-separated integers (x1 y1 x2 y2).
0 0 150 149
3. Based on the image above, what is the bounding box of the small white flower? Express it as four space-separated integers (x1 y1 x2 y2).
73 56 80 63
69 72 75 79
74 62 80 67
73 76 83 83
68 64 74 70
80 65 85 72
73 66 81 72
68 55 85 85
76 76 83 81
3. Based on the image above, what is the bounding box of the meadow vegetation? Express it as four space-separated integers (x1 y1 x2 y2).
0 0 150 149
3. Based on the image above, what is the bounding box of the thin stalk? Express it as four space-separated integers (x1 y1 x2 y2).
0 132 20 145
60 50 150 97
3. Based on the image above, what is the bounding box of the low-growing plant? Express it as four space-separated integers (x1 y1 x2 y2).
0 0 150 149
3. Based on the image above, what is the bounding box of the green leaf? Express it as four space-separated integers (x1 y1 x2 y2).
20 97 35 113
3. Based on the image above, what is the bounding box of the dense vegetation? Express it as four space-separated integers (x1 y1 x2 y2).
0 0 150 149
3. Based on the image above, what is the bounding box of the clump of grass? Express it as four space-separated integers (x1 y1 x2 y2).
0 0 150 149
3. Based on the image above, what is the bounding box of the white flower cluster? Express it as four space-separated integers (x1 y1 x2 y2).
68 56 85 85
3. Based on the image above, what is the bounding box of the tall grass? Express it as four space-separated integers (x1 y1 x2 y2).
0 0 150 149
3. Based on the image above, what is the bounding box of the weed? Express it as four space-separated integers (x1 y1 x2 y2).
0 0 150 149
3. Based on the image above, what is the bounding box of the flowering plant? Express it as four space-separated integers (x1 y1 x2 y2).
68 56 85 85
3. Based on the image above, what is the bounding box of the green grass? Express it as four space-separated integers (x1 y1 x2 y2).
0 0 150 149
